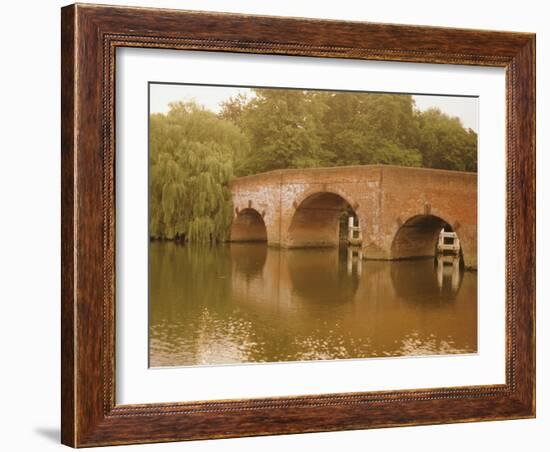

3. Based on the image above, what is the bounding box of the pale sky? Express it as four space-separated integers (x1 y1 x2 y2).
150 83 478 133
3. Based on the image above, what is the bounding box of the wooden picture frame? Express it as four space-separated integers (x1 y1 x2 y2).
61 3 535 447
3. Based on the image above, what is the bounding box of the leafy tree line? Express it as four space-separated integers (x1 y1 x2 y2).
220 89 477 175
150 90 477 241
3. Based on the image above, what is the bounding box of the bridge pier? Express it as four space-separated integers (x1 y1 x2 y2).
360 242 392 261
454 224 477 270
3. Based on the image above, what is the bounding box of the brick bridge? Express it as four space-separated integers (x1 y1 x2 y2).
229 165 477 269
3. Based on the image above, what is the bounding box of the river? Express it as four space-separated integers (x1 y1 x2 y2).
149 242 477 367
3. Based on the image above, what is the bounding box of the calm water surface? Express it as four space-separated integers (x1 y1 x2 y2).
149 242 477 367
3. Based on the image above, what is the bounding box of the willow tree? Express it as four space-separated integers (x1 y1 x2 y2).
150 101 249 243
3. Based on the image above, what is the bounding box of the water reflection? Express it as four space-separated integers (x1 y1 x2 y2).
436 254 462 291
347 246 363 276
390 257 463 303
149 242 477 367
287 248 359 306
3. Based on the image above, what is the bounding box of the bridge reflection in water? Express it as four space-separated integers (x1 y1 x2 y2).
436 254 462 292
149 242 477 367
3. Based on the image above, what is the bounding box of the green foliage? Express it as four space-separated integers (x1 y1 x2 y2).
222 89 332 175
319 92 422 167
416 108 478 171
220 89 476 176
149 102 248 242
151 91 478 241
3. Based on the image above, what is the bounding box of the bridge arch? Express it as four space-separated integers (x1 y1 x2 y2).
230 208 267 242
286 190 359 248
391 214 464 263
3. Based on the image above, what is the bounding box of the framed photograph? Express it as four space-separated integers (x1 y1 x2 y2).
61 3 535 447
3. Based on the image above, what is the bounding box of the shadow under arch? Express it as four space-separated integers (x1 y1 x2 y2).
391 214 464 265
230 208 267 243
286 191 358 248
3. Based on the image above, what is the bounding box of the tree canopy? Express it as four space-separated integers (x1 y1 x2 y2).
150 89 477 242
220 89 477 175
